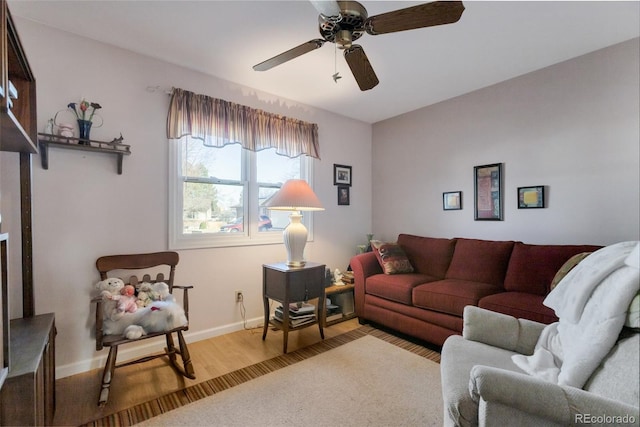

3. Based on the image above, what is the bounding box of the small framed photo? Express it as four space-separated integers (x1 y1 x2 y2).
474 163 503 220
334 164 352 186
443 191 462 210
518 186 545 209
337 185 350 205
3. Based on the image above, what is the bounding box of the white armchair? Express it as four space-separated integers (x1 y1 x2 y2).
441 306 639 427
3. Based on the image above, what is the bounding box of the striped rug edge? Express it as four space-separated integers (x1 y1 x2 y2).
81 325 440 427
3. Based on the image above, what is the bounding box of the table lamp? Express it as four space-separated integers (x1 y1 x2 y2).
265 179 324 267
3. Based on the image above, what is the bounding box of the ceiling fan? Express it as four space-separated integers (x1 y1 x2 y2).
253 1 465 91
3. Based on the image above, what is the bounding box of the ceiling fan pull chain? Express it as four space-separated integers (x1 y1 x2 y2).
332 43 342 83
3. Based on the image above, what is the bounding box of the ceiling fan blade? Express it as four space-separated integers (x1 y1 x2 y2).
343 45 379 91
365 1 465 35
309 1 341 20
253 39 325 71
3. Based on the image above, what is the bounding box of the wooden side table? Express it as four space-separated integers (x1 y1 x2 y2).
323 283 356 327
262 262 326 353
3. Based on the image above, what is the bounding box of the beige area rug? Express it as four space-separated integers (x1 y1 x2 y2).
84 326 442 427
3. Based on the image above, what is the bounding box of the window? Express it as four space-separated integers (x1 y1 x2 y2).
169 137 314 249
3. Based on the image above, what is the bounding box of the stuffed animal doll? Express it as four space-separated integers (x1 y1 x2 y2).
135 281 170 307
117 284 138 314
135 282 154 308
95 277 126 321
122 300 188 339
97 277 125 299
148 282 170 302
97 278 186 339
101 300 188 339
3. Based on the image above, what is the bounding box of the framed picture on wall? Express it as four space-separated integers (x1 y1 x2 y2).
443 191 462 210
518 186 545 208
474 163 503 220
334 164 352 186
338 185 350 205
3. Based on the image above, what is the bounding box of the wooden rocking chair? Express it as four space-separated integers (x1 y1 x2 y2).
92 251 195 406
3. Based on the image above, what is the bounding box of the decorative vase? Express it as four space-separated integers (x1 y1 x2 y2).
366 234 374 252
77 119 92 145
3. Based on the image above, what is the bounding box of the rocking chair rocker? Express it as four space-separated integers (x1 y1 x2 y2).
92 251 195 406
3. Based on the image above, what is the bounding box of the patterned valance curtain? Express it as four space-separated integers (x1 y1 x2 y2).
166 87 320 159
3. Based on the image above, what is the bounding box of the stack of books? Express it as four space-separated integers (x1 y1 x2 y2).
273 302 316 327
325 301 343 323
341 271 354 284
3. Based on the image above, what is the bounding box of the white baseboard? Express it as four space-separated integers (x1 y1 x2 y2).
55 316 264 379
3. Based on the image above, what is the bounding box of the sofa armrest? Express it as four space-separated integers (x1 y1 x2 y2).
470 365 640 426
350 252 382 317
463 306 545 355
350 252 381 278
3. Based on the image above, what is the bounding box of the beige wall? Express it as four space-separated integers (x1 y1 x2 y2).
1 18 372 377
372 38 639 245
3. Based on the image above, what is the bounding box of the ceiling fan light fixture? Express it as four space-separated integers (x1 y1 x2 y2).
336 29 352 49
253 1 466 91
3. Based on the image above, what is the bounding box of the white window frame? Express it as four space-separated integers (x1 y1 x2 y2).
168 139 316 250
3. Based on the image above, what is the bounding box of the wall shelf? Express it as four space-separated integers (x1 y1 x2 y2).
38 133 131 175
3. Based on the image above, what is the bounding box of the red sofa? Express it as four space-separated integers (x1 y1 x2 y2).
350 234 600 347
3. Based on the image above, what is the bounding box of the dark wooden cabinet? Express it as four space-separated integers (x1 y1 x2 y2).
0 0 37 318
0 313 56 426
0 2 53 425
0 0 37 154
0 234 7 391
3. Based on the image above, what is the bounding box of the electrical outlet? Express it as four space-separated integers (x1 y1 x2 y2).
235 290 243 303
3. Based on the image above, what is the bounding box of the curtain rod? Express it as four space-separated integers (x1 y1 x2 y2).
146 85 173 95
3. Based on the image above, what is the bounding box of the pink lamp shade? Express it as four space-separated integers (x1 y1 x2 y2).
265 180 324 267
264 179 324 211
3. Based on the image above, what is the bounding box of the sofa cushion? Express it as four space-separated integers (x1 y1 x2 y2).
504 242 601 294
445 238 515 287
370 240 414 274
413 279 502 317
479 292 558 324
397 234 456 279
366 273 436 305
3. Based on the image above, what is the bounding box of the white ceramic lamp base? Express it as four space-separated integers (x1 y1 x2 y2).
283 212 307 267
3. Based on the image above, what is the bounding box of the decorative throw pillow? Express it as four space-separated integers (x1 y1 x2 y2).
370 240 414 275
550 252 592 291
625 292 639 329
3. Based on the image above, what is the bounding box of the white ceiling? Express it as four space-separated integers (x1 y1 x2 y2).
8 0 640 123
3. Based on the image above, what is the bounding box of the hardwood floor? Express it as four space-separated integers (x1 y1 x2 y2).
54 319 360 426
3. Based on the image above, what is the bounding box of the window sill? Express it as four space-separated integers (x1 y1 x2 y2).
169 231 289 250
